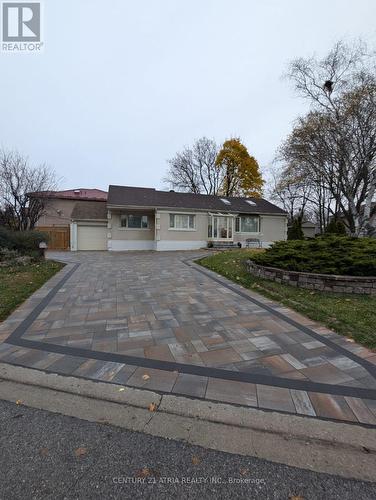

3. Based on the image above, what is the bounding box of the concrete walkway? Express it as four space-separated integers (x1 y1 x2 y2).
0 251 375 424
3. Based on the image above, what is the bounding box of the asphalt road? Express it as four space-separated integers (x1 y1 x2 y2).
0 400 374 500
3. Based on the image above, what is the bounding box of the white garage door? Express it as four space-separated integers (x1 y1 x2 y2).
77 225 107 251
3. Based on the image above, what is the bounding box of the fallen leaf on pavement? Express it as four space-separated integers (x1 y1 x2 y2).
39 448 49 456
136 467 159 478
239 467 249 476
192 456 200 465
148 402 157 412
137 467 151 477
15 400 23 405
96 418 110 425
12 413 24 419
75 447 87 457
142 374 150 381
289 496 304 500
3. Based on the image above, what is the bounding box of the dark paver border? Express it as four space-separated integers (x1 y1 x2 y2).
4 257 376 400
188 260 376 379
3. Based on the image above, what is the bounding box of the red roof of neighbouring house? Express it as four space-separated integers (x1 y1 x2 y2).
28 188 107 201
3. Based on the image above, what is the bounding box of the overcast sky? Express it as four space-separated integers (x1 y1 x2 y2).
0 0 375 192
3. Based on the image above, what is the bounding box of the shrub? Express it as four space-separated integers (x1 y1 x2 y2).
0 247 20 262
0 227 12 249
249 236 376 276
324 219 347 236
0 247 33 267
0 226 48 255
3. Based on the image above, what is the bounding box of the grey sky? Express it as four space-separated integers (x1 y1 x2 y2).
0 0 375 192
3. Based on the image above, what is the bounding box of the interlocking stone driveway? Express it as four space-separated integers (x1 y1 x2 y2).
0 251 376 424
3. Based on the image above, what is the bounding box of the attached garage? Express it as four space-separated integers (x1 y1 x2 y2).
70 201 108 251
77 224 107 250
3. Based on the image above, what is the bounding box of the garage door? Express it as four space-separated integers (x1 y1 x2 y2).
77 225 107 251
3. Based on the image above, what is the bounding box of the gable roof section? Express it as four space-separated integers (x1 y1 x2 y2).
29 188 107 201
71 201 108 220
107 185 286 215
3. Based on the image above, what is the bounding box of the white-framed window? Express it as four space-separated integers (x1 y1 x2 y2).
120 214 149 229
235 215 259 233
169 213 195 230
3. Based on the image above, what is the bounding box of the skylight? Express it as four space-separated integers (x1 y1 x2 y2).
220 198 231 205
246 200 256 206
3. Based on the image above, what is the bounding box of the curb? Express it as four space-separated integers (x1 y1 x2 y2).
0 362 375 482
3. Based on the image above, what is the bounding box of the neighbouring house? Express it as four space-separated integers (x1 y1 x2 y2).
69 185 287 251
30 188 107 249
287 220 318 239
301 221 317 238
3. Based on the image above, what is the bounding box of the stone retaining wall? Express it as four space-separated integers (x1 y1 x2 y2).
246 260 376 295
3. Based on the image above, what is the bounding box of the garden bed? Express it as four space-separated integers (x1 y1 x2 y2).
246 260 376 295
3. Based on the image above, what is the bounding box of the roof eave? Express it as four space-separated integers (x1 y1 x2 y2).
107 203 286 216
71 218 108 222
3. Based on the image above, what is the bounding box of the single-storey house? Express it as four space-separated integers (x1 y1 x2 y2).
69 185 288 251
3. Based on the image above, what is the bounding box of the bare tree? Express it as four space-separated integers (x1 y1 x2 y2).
280 90 376 235
283 40 376 235
164 137 222 195
269 164 311 223
0 150 57 230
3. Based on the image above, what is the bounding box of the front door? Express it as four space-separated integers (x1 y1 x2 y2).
210 216 233 240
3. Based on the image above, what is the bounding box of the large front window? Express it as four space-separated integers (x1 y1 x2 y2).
169 214 195 230
235 216 259 233
121 214 149 228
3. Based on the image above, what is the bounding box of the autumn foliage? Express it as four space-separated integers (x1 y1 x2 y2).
215 139 264 197
165 136 264 198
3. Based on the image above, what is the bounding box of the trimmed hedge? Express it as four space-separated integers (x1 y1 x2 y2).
0 227 48 256
250 236 376 276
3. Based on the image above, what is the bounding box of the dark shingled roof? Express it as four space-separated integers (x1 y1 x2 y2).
71 201 107 220
107 185 286 215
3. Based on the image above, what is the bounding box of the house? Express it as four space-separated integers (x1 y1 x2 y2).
31 188 107 249
301 221 317 238
70 185 287 251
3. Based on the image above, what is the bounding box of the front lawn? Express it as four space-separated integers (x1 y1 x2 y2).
0 261 64 322
197 250 376 349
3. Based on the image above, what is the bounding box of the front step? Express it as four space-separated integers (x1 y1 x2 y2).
210 241 240 249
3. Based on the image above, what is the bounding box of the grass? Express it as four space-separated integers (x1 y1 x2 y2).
0 260 64 322
197 249 376 350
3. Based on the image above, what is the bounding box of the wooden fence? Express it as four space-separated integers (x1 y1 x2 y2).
37 226 70 250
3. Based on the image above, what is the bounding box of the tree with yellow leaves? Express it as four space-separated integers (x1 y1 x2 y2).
215 138 264 197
